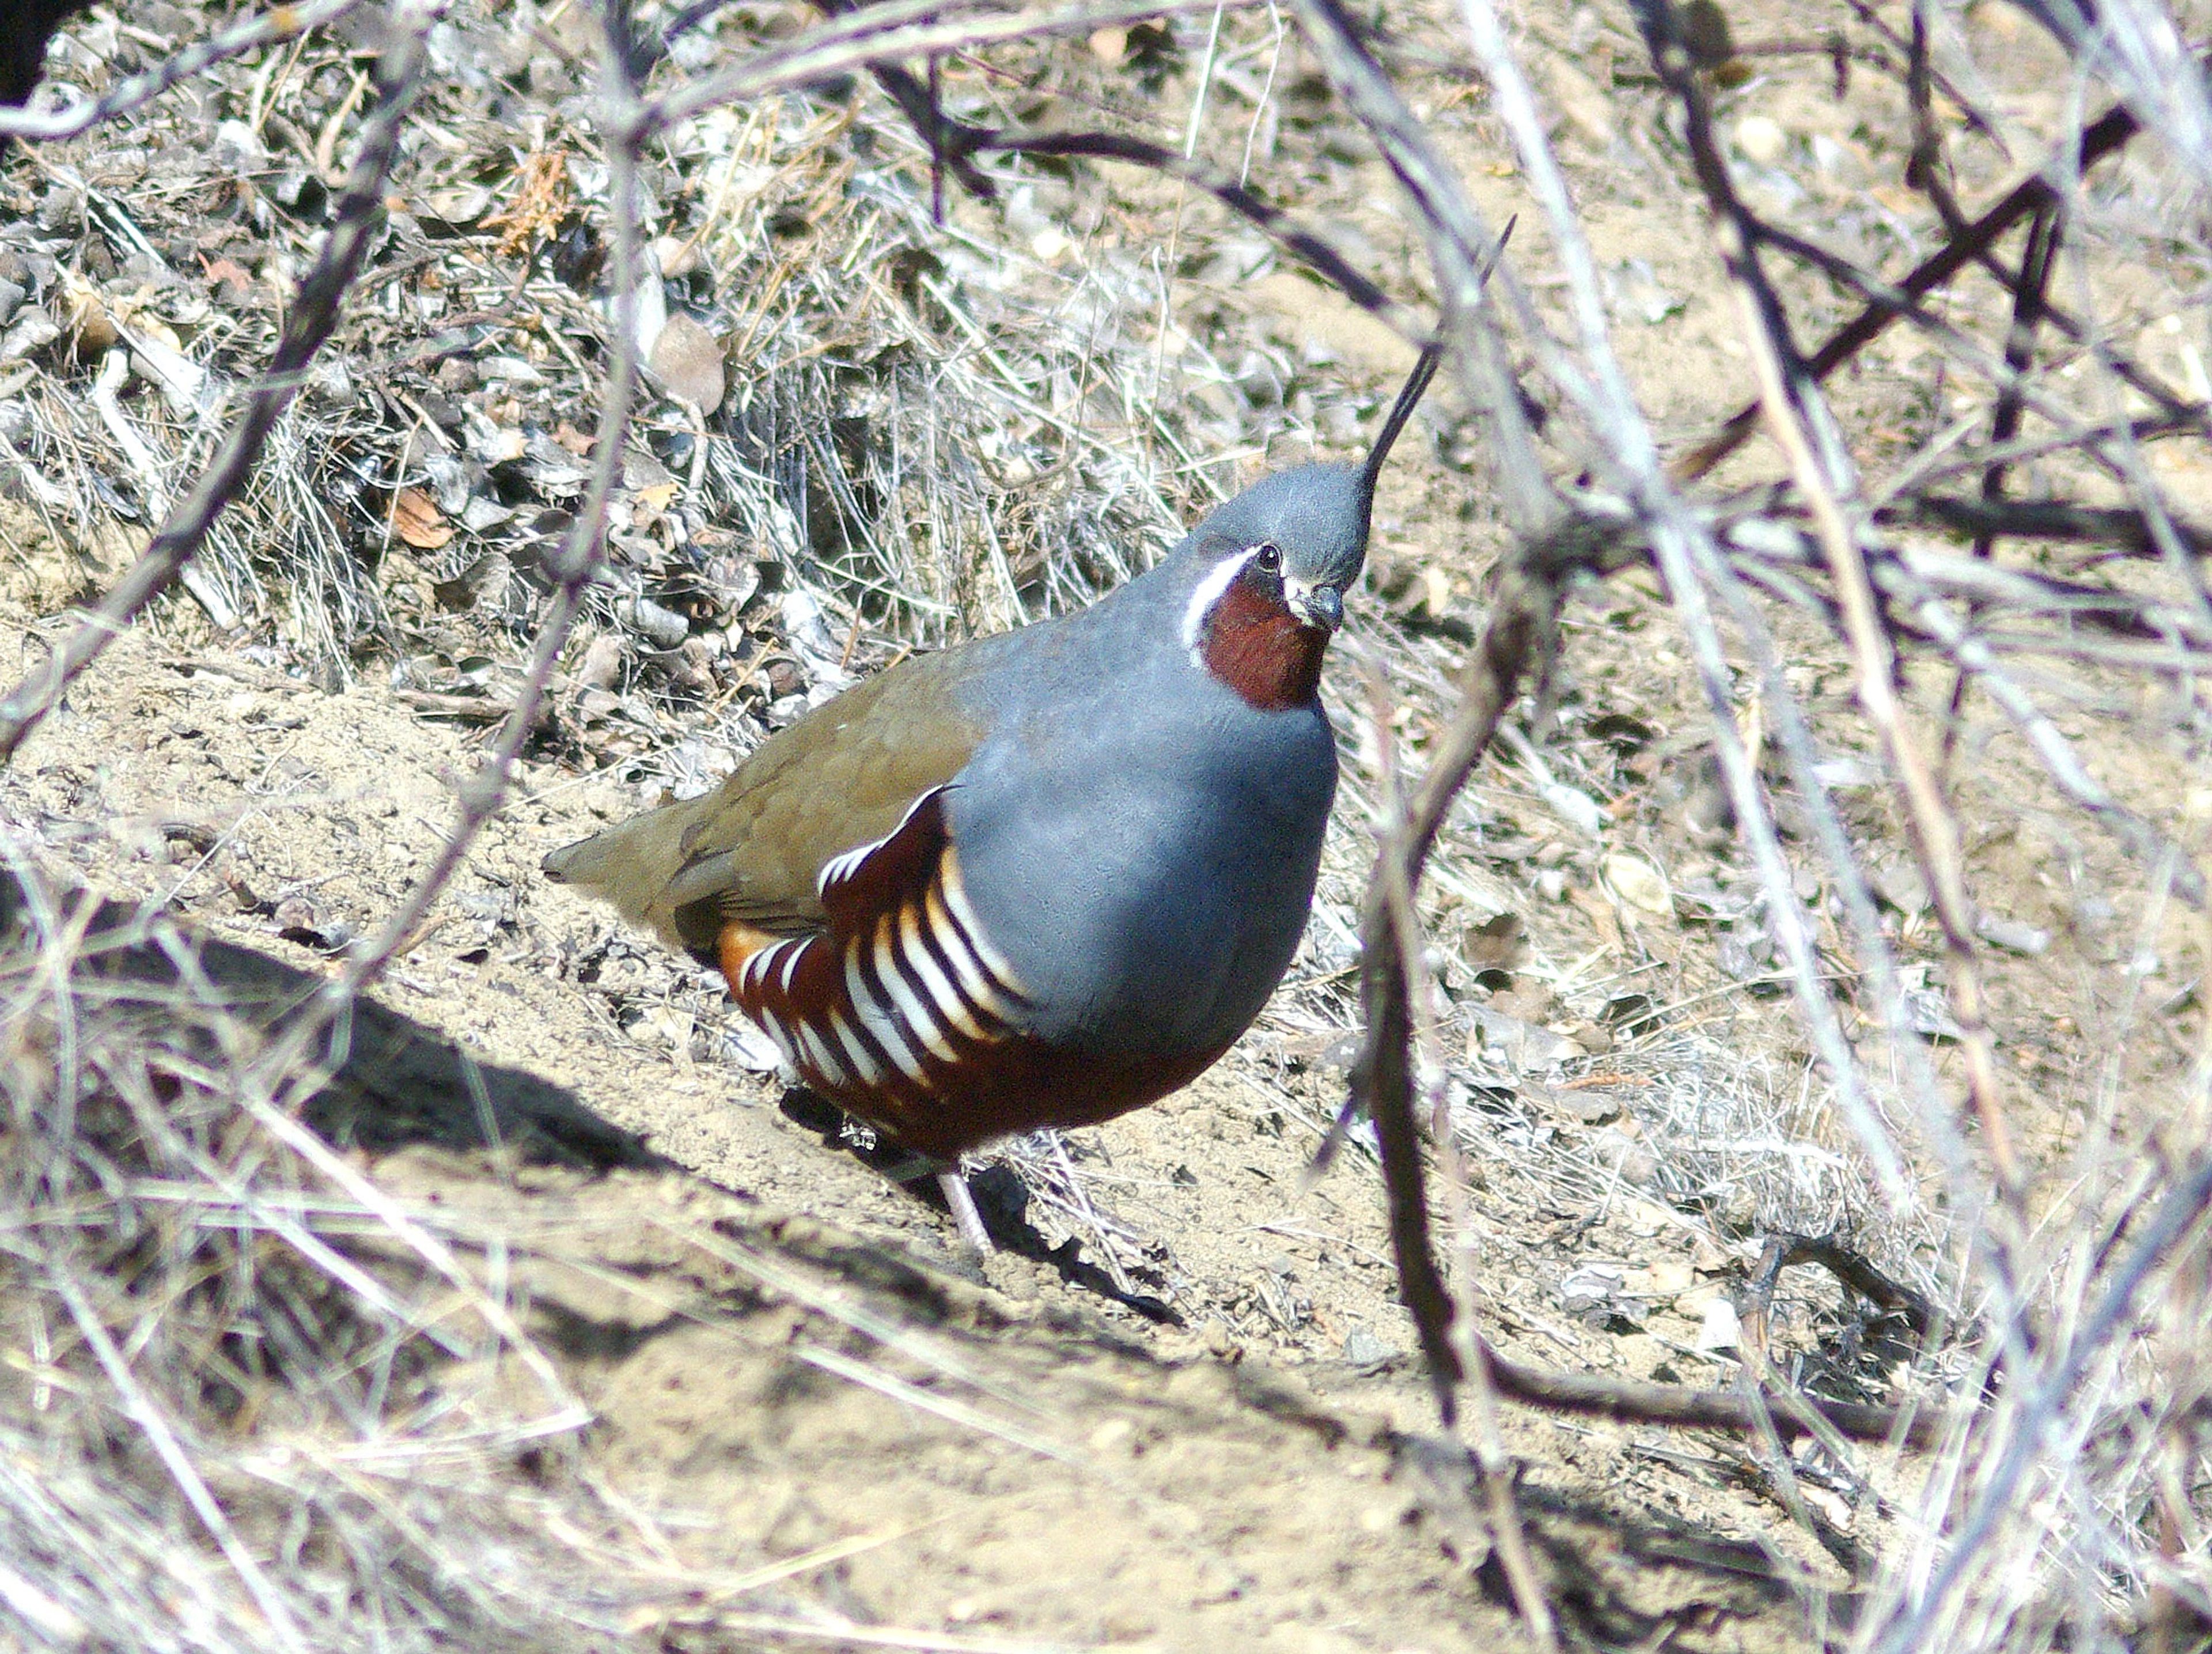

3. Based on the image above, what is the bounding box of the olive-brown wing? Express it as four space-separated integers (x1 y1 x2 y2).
540 649 984 956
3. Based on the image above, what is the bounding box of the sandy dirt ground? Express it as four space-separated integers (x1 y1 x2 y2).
7 0 2210 1647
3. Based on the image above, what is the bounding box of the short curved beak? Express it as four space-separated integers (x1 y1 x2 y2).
1286 582 1343 634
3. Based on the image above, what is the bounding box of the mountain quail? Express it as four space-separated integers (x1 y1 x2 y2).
544 343 1441 1246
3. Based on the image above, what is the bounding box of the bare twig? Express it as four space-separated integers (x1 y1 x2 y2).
1486 1343 1940 1448
1666 36 2022 1190
240 1 651 1102
1466 0 1911 1204
1363 653 1557 1649
1673 94 2143 483
1873 1142 2212 1652
1285 0 1554 523
649 0 1261 130
0 0 370 139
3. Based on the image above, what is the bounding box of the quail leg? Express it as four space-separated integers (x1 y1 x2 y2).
937 1168 995 1254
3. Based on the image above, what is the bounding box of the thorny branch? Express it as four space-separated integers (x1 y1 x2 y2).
1365 651 1559 1649
649 0 1264 128
1353 521 1942 1452
1673 94 2146 483
241 6 656 1114
1643 1 2025 1191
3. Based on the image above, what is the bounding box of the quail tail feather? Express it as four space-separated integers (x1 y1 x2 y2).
540 796 724 945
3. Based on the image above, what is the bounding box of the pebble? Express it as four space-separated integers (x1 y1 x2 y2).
1734 113 1789 168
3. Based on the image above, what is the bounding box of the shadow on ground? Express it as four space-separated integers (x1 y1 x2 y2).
0 868 658 1171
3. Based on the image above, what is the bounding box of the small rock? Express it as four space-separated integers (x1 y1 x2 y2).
1467 1005 1586 1072
575 632 624 690
1460 910 1527 970
1717 935 1769 981
1976 912 2050 956
212 119 268 164
653 234 703 279
1695 1296 1743 1352
1546 58 1617 147
1525 1081 1620 1125
1904 982 1963 1042
1734 113 1788 168
622 596 690 650
1623 1258 1695 1298
1489 982 1558 1024
721 1019 788 1075
272 896 318 932
1870 857 1929 915
648 311 725 413
1560 1263 1625 1316
1590 1127 1659 1187
1 305 59 362
1343 1327 1395 1367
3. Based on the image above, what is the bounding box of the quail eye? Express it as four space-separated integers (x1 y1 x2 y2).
1254 543 1282 574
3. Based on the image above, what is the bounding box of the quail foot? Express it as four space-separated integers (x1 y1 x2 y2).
544 343 1441 1250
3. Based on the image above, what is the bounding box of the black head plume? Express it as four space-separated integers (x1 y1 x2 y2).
1178 324 1453 599
1358 338 1444 504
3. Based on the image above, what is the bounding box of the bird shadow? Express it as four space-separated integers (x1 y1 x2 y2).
1 870 661 1172
775 1087 1183 1324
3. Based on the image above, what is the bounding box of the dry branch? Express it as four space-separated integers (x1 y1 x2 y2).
0 0 372 141
1673 92 2146 483
649 0 1263 128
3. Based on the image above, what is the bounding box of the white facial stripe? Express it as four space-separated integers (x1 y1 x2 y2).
940 853 1024 998
846 937 931 1087
876 915 957 1061
900 904 987 1044
1179 545 1266 650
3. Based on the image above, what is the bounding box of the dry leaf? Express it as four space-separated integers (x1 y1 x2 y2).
201 256 255 298
392 487 453 550
649 312 725 413
1602 852 1672 917
1460 911 1527 971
